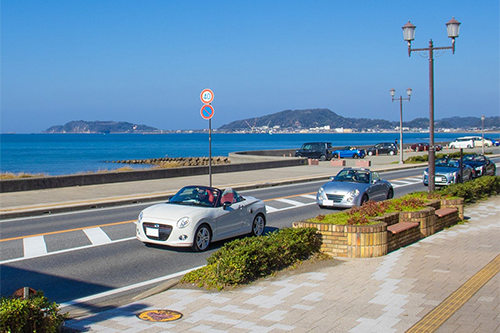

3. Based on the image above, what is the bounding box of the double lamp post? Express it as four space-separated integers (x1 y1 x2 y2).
401 17 461 191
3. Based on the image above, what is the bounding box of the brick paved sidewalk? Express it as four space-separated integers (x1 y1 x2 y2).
65 196 500 333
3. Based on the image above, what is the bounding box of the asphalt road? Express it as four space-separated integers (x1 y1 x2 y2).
0 164 497 315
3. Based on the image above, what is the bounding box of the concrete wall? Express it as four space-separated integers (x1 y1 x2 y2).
0 157 306 193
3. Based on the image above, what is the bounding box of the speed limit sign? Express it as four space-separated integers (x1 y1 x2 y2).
200 89 214 104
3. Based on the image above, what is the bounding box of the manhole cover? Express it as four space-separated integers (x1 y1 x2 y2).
137 309 183 322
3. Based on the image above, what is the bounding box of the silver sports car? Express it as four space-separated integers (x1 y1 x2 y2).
423 158 473 186
316 168 394 208
136 185 267 251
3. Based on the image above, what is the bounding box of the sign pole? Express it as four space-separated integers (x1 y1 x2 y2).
200 89 215 187
209 118 212 187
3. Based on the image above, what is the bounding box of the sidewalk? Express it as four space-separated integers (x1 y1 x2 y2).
63 195 500 333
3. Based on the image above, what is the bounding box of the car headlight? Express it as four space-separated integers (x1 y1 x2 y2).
317 187 325 199
177 216 190 228
347 189 360 198
345 189 360 203
137 212 143 224
423 170 428 176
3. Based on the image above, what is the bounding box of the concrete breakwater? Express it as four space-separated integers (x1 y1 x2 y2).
110 156 231 166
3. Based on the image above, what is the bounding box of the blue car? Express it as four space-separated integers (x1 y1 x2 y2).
332 146 366 159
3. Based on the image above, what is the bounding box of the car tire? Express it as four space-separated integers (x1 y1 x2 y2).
387 188 394 200
318 205 326 209
333 153 338 159
192 224 211 252
251 214 266 237
319 154 326 161
389 150 395 156
466 145 472 149
368 151 373 156
360 195 369 206
353 154 359 159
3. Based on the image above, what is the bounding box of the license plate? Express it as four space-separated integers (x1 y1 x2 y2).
146 227 159 237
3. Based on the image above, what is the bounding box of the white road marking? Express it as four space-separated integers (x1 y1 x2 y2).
60 265 204 309
23 236 47 258
301 194 317 199
83 227 112 245
266 205 278 212
1 237 136 265
276 198 306 206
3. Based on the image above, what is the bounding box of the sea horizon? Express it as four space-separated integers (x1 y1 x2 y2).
1 132 498 176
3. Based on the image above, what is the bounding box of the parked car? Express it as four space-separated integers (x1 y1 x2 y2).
448 136 485 149
410 142 443 152
316 167 394 209
295 142 333 161
423 158 473 186
485 137 500 146
366 142 398 156
462 154 497 177
332 146 366 159
136 185 267 251
470 136 494 147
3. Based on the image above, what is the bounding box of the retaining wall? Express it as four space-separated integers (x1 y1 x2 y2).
0 157 306 193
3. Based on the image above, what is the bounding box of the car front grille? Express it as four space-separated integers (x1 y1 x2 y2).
326 194 344 203
143 222 173 241
434 174 449 184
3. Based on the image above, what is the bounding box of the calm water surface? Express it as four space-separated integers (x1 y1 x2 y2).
0 133 494 175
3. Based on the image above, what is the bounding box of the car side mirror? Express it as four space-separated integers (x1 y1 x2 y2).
329 176 335 181
223 202 232 210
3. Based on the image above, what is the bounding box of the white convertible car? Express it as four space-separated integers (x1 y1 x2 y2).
136 185 267 251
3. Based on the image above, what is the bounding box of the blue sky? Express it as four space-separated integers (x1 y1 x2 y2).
2 1 499 133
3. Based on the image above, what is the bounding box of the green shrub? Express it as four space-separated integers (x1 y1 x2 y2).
181 228 321 289
0 291 67 333
437 175 500 203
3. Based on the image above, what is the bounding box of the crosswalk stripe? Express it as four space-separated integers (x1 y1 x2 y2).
266 205 278 212
23 236 47 258
276 198 306 206
83 228 112 245
301 194 317 199
391 180 417 185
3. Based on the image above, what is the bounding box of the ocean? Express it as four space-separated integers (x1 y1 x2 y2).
0 132 494 176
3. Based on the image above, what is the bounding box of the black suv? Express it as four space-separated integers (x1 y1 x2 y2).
295 142 333 161
366 142 398 156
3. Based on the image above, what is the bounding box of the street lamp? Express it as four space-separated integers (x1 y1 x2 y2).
481 115 485 155
402 17 461 192
390 88 412 164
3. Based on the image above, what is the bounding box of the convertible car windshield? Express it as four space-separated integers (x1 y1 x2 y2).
435 159 460 168
167 186 243 208
167 186 220 208
333 169 371 183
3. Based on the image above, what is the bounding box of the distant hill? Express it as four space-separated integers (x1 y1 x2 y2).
218 108 394 131
218 109 500 131
43 120 159 134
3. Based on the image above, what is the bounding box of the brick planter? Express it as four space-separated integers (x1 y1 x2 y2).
440 198 465 220
293 197 463 258
292 221 387 258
